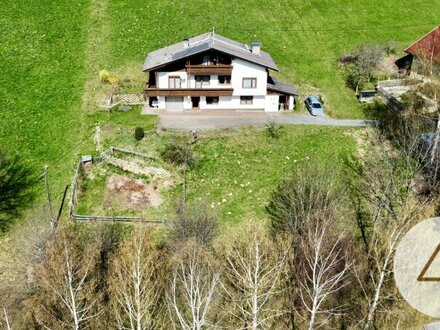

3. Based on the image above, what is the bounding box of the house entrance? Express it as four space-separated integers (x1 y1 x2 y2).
191 97 200 109
278 95 288 110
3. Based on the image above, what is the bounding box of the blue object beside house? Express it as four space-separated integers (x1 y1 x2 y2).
305 96 324 116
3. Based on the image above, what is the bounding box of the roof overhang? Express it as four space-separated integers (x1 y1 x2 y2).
143 32 279 72
267 77 299 96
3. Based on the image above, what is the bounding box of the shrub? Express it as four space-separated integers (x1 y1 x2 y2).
384 40 399 55
134 127 144 141
99 69 110 83
265 122 284 139
266 165 343 234
169 199 218 249
346 43 384 91
401 91 426 112
160 140 196 167
108 75 119 86
338 53 357 64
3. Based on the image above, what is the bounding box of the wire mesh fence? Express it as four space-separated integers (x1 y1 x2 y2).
69 147 168 224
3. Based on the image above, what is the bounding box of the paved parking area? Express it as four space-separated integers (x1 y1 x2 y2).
142 107 374 131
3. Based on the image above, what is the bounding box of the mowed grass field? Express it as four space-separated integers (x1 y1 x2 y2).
0 1 91 200
81 115 358 224
108 0 440 118
187 126 357 224
1 0 439 218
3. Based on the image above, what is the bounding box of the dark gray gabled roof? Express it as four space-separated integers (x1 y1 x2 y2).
267 76 299 95
143 32 279 71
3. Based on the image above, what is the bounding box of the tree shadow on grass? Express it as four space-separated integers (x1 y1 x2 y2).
360 99 391 122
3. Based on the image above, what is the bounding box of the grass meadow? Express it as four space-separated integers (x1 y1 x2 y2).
82 117 358 224
1 0 439 218
0 2 438 327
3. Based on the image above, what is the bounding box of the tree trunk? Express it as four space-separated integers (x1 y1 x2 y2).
364 248 392 330
430 112 440 183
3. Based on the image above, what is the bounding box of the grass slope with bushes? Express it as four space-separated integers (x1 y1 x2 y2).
108 0 440 118
1 0 439 207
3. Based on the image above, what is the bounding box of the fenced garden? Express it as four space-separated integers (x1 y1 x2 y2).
69 147 174 223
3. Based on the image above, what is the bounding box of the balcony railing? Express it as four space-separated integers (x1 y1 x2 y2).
185 64 233 75
145 86 233 97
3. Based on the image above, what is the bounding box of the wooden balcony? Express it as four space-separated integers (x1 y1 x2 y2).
145 87 233 97
185 64 233 75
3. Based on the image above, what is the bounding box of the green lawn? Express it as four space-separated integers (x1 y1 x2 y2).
187 126 357 224
0 1 91 200
1 0 439 222
107 0 440 118
77 122 358 224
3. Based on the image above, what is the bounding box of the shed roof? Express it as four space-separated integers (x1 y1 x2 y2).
404 26 440 62
143 32 279 71
267 76 299 95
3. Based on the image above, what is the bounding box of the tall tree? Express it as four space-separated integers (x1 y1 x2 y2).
168 199 218 249
168 240 219 330
296 216 352 330
217 222 287 329
110 226 165 330
346 133 431 330
31 227 101 329
414 51 440 183
347 43 384 92
267 164 342 234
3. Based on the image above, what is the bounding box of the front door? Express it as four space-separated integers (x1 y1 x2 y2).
279 95 287 110
191 97 200 109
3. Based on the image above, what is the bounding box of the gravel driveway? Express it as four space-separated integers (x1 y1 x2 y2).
142 108 374 131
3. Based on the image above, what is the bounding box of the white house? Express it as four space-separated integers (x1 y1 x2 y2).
143 31 298 112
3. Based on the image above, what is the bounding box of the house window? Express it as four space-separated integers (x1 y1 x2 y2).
195 75 210 88
206 96 219 105
240 96 253 105
218 75 231 85
168 76 181 88
242 78 257 89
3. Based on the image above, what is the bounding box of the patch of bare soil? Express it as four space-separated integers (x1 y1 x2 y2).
105 174 163 209
379 55 399 74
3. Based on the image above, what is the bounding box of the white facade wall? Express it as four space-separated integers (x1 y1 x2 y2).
155 58 294 111
288 95 294 110
157 71 188 88
200 96 265 110
157 96 166 109
231 58 267 96
183 96 192 110
265 95 279 112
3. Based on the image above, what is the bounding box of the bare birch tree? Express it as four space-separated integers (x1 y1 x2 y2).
296 216 352 330
110 226 164 330
168 240 219 330
217 222 287 329
347 133 432 329
32 228 101 329
2 308 11 330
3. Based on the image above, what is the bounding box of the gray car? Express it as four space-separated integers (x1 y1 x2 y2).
305 96 324 116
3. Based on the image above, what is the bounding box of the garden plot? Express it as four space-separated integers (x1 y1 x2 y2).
74 150 175 219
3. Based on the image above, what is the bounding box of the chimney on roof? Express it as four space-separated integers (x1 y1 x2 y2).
251 41 262 55
183 37 189 48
